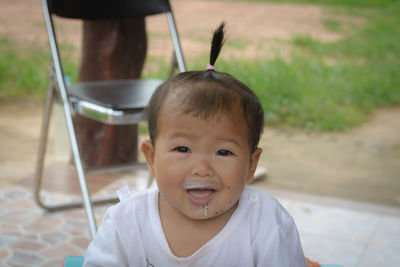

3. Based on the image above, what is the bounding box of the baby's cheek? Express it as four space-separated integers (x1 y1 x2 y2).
212 199 238 217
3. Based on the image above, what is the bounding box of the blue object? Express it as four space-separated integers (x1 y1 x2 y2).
63 256 84 267
64 76 72 84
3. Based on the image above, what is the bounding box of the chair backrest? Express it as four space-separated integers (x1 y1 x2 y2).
43 0 185 74
48 0 171 19
42 0 186 101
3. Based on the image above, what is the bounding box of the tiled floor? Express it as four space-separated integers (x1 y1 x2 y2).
274 192 400 267
1 184 93 266
1 169 400 266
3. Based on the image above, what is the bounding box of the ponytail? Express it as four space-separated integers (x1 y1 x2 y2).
208 22 226 70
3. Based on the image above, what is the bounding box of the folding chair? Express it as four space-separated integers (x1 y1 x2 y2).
34 0 185 238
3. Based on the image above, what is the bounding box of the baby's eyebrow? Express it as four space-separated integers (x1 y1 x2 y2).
168 131 193 139
215 137 242 148
168 132 243 148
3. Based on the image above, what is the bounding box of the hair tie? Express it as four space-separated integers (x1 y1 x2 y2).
206 64 216 70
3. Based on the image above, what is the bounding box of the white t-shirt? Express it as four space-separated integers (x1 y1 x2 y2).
83 187 307 267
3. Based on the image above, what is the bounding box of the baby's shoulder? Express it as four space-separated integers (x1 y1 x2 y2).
108 187 156 221
241 187 294 229
241 187 281 209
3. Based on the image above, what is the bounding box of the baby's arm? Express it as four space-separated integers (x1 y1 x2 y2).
83 210 127 266
256 203 307 267
83 208 146 267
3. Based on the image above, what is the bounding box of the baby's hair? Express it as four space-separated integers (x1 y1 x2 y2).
146 22 264 153
209 22 226 68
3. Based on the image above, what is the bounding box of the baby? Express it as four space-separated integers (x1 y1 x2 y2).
83 23 307 266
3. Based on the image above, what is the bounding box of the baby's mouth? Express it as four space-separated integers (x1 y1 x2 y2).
186 189 216 206
183 182 216 206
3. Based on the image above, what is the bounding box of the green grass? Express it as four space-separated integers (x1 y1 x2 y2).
217 58 373 130
222 0 398 8
323 18 343 32
142 0 400 131
188 1 400 131
1 1 399 131
0 38 78 98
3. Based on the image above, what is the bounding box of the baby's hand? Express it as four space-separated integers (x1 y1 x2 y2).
306 257 320 267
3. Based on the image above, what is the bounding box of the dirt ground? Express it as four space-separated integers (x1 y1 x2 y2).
0 0 399 208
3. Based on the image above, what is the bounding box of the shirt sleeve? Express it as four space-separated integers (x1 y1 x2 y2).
257 203 307 267
83 208 128 267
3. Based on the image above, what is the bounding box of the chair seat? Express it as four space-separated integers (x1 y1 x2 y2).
68 79 163 110
67 79 163 124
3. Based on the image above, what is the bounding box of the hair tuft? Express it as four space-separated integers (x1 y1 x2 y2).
209 22 226 67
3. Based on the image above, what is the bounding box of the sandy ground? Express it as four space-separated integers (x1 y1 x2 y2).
0 0 399 208
0 0 354 59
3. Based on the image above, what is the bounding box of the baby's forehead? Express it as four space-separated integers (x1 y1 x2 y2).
158 106 250 146
161 96 246 125
158 102 250 146
163 86 245 117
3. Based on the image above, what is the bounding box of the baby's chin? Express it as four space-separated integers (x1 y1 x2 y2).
186 202 238 221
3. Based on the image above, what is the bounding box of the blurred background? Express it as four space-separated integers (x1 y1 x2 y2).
1 0 399 207
0 0 399 266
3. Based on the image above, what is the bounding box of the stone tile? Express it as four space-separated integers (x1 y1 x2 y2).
22 215 62 233
65 228 87 237
63 218 90 234
19 232 39 242
0 186 94 265
0 210 35 225
42 258 64 267
3 198 37 210
63 209 87 219
0 223 20 237
12 238 46 251
0 187 30 202
300 233 365 267
7 250 44 266
374 216 400 247
357 238 400 267
0 199 6 213
0 248 11 263
0 235 17 249
356 215 400 267
41 191 75 205
40 243 82 259
7 262 26 267
41 231 68 245
71 237 90 250
289 201 379 244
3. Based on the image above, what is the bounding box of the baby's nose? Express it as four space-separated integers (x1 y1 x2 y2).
191 159 214 177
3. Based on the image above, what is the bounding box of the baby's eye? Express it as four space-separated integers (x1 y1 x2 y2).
217 150 233 156
174 146 190 153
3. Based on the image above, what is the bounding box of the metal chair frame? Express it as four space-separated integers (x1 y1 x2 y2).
35 0 185 238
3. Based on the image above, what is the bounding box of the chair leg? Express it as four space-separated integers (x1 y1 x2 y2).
63 92 97 238
34 81 56 210
34 81 154 239
34 94 119 209
33 85 115 211
33 81 114 238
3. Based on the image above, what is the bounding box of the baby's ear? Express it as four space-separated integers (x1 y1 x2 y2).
246 148 262 184
141 140 156 178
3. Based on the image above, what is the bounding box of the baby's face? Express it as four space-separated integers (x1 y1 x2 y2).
142 103 261 221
